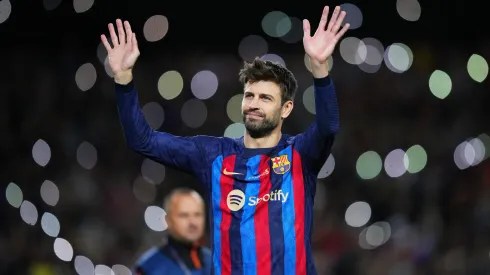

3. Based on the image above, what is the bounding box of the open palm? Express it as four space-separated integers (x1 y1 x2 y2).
303 6 350 63
101 19 140 75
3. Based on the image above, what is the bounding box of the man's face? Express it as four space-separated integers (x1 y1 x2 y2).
166 193 205 243
242 81 286 138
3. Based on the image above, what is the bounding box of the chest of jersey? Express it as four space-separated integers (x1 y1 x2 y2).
215 147 294 212
209 145 309 273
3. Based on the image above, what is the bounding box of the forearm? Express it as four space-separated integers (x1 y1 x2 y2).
115 80 154 152
114 80 205 175
313 75 339 136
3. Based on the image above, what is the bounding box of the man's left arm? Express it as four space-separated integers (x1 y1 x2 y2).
295 5 349 175
294 71 339 175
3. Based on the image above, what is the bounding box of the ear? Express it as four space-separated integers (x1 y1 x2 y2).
281 100 294 119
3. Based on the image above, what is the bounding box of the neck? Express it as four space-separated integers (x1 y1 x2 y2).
243 128 282 149
168 235 198 250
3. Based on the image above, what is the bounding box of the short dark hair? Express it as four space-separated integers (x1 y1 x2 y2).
238 57 298 104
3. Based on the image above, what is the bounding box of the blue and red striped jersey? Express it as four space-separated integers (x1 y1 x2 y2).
115 76 339 275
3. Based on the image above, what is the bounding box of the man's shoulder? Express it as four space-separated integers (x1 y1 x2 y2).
135 247 161 265
193 135 241 153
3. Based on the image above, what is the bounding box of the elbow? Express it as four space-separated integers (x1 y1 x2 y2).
124 131 154 153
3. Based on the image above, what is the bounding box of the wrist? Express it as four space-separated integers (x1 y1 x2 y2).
310 59 329 79
114 70 133 85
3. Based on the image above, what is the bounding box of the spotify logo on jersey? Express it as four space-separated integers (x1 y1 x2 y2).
227 189 245 211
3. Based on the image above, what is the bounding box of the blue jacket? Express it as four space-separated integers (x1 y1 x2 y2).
134 243 212 275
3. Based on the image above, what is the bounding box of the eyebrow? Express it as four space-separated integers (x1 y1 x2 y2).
244 91 275 98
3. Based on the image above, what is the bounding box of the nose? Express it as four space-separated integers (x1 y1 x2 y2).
247 96 259 109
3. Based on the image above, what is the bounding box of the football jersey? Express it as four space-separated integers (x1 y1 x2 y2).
114 76 339 275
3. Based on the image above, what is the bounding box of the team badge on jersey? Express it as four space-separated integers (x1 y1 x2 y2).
271 155 291 174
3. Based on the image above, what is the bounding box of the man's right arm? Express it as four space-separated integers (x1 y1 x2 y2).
114 79 205 177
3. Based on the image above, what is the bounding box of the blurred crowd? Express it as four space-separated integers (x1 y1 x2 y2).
2 7 490 275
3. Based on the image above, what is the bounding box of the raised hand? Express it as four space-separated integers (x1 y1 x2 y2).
101 19 140 80
303 6 350 64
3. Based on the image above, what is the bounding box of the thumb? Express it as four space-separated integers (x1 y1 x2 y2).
303 19 311 38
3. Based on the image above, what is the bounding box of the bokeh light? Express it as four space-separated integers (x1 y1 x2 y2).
181 99 207 128
429 70 452 99
73 0 94 13
32 139 51 167
40 180 60 206
20 200 38 226
358 221 392 250
191 70 219 100
158 70 184 100
279 17 303 44
144 205 168 231
396 0 422 21
76 141 98 170
345 201 371 227
318 154 335 178
303 85 316 115
384 149 407 178
132 176 156 203
75 63 97 92
384 43 413 73
366 221 391 247
340 3 363 30
112 264 132 275
141 158 166 185
261 53 286 67
224 123 245 138
143 15 169 42
403 144 427 173
95 265 114 275
467 54 488 83
478 133 490 161
238 35 268 61
142 102 165 129
6 182 23 208
262 11 290 38
96 42 107 64
104 56 114 78
74 256 95 275
358 38 384 73
454 138 486 169
0 0 12 24
340 37 367 65
226 94 243 123
54 238 74 262
356 151 382 179
41 212 61 237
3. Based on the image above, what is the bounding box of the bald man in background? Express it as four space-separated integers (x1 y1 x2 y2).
134 188 212 275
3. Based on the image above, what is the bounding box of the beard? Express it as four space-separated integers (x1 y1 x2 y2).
242 109 281 139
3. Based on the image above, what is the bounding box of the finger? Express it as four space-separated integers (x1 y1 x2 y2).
332 11 346 33
116 19 126 45
100 34 112 51
316 6 329 34
327 6 341 32
108 23 119 46
124 21 132 47
303 19 311 38
132 32 138 50
334 23 350 40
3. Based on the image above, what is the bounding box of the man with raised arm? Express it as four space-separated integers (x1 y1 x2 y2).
101 6 349 275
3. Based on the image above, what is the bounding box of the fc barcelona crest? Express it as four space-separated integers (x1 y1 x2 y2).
271 155 291 174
